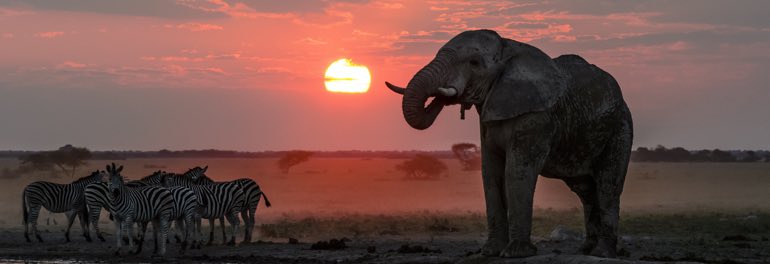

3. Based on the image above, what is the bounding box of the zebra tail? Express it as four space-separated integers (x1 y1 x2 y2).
22 191 28 225
261 192 271 208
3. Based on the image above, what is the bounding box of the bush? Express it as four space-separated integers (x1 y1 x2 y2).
396 154 448 180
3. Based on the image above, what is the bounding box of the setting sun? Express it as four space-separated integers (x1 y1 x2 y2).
324 58 371 93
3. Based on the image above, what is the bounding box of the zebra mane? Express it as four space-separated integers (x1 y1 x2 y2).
182 167 202 176
72 170 103 184
198 174 215 183
139 170 165 183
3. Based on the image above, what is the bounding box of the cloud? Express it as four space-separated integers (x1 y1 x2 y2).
0 0 224 19
295 37 327 46
57 61 87 69
35 31 64 38
164 22 223 31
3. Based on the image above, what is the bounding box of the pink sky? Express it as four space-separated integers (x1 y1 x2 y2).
1 0 769 151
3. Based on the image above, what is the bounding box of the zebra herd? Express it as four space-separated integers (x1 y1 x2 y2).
21 163 271 256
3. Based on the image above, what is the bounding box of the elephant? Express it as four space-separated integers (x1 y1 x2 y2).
385 29 633 258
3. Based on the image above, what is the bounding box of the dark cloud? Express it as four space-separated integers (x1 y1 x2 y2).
0 0 225 19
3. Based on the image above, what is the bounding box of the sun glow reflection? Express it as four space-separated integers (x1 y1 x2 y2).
324 58 371 93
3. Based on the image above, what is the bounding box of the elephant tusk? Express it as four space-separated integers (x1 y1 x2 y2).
385 82 406 95
437 87 458 97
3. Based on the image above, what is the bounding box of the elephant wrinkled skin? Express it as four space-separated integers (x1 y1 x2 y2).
386 30 633 258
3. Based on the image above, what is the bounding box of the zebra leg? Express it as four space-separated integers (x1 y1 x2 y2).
225 212 240 246
114 218 123 256
64 210 77 242
246 207 256 243
180 214 192 253
218 216 225 244
157 216 169 256
89 205 105 242
77 209 92 242
125 218 136 254
150 221 159 254
207 218 215 246
133 222 148 255
174 219 183 243
193 213 203 249
240 208 251 244
30 205 43 242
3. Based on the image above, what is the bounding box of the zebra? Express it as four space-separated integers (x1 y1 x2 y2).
22 169 106 242
86 182 199 253
159 169 245 246
84 182 113 242
106 163 174 256
166 186 200 251
187 166 272 243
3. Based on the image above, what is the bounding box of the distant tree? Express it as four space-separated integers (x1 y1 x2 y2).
631 147 652 162
451 143 481 171
740 151 760 162
277 150 314 174
692 150 712 162
396 154 448 180
710 149 736 162
19 145 91 178
668 147 691 162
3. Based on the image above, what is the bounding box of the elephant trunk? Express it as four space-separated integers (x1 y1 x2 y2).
402 49 455 130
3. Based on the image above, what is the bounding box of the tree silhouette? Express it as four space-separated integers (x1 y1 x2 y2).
19 144 91 178
396 154 448 180
277 150 314 174
451 143 481 171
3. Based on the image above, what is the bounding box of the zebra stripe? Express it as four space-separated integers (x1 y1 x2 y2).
107 163 174 256
84 182 111 242
191 168 271 243
166 186 200 251
160 169 245 246
22 170 105 243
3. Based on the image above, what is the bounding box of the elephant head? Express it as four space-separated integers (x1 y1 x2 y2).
386 29 567 129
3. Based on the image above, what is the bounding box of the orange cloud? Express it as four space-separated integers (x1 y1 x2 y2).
35 31 64 38
165 22 223 31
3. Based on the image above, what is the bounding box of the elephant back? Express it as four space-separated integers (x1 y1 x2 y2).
553 54 625 115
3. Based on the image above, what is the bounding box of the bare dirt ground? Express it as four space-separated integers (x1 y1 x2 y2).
1 159 769 263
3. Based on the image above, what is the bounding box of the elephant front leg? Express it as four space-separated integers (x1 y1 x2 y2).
480 144 508 256
500 131 550 258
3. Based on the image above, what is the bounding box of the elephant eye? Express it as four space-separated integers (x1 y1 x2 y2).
469 59 480 67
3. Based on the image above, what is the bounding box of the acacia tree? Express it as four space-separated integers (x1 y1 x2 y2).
19 145 91 178
451 143 481 171
277 150 314 174
396 154 448 180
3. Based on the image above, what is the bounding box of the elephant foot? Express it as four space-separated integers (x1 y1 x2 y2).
589 239 617 258
24 233 31 243
579 238 598 255
226 238 236 246
499 241 537 258
84 234 92 242
114 250 121 256
97 234 106 242
480 237 508 256
36 234 44 242
65 234 71 242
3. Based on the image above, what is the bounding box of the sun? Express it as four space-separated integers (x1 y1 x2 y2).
324 58 371 93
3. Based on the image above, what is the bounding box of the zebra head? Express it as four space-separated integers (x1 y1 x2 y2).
184 166 208 181
105 163 125 197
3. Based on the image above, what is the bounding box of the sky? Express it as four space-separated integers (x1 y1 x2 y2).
0 0 768 151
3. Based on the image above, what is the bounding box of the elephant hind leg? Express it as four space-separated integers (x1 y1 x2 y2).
590 129 632 258
564 176 599 254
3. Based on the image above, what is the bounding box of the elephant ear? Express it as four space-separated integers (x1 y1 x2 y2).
480 39 568 122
